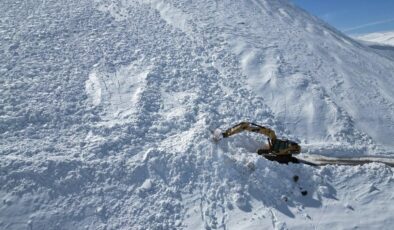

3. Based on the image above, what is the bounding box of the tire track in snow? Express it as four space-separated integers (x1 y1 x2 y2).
298 154 394 167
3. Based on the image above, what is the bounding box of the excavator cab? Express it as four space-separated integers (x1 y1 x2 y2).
256 139 300 155
270 139 301 155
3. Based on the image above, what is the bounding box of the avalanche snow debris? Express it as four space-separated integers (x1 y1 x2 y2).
1 0 393 229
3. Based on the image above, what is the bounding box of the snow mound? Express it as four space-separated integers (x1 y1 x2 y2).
1 0 393 229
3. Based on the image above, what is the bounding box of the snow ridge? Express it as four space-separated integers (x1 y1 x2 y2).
357 31 394 46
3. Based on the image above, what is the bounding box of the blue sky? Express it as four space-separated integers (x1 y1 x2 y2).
291 0 394 35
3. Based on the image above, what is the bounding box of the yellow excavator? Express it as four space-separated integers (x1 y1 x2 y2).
213 121 301 163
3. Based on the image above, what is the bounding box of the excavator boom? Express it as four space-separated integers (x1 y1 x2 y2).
222 122 277 140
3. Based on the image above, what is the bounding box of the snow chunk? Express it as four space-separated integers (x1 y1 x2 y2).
141 179 154 191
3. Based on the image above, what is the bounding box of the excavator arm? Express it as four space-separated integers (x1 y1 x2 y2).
216 121 301 156
222 122 277 140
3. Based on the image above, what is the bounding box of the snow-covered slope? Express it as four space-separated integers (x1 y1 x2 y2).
356 32 394 61
1 0 393 229
357 31 394 46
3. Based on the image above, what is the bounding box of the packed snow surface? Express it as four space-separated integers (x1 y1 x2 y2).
1 0 394 229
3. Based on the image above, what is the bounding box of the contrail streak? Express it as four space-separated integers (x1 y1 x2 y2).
343 18 394 32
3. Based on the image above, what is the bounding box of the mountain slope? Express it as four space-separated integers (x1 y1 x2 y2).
1 0 393 229
357 31 394 46
356 32 394 61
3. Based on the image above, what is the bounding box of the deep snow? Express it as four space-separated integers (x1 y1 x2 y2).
1 0 394 229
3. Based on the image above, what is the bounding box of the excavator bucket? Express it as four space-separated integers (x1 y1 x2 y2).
212 129 224 141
